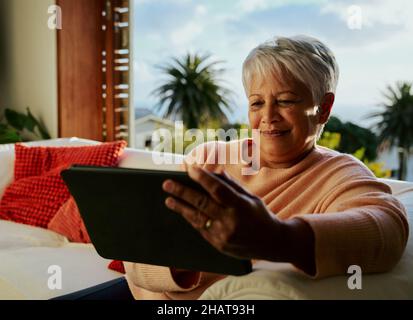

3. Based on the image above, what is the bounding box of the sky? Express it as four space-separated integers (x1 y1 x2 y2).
131 0 413 128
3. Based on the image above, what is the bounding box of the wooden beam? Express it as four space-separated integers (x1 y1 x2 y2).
57 0 105 141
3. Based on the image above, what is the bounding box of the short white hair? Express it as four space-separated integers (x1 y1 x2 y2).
242 35 339 106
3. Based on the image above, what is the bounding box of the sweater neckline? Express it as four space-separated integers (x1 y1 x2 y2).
260 145 323 171
236 145 324 186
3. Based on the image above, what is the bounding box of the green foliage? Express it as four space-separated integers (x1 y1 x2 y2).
318 131 341 150
365 161 392 179
366 82 413 180
318 131 391 178
152 53 233 129
158 122 251 155
367 82 413 150
352 147 391 178
0 108 51 144
0 123 22 144
221 122 251 134
324 116 379 161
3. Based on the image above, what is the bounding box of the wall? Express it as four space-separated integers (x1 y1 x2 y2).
0 0 58 138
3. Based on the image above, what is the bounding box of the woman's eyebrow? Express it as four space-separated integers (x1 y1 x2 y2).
277 90 299 96
248 91 299 98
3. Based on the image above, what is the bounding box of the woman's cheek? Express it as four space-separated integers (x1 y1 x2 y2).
248 112 260 129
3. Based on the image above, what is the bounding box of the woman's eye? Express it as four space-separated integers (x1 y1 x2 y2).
250 101 263 108
277 100 296 106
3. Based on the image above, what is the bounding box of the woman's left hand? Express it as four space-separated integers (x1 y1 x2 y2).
162 165 285 261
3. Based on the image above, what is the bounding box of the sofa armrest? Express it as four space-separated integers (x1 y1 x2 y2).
200 180 413 300
199 255 412 300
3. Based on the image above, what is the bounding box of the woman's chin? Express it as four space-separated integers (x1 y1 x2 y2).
261 144 292 158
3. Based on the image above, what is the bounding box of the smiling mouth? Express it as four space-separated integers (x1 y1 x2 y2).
261 129 291 137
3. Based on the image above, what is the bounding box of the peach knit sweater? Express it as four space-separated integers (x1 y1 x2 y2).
124 141 409 300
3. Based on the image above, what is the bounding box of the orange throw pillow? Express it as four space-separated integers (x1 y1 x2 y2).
48 197 125 274
48 197 91 243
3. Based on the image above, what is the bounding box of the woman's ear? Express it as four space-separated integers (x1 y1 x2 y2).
318 92 335 124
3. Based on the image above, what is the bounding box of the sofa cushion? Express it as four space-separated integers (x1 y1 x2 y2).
0 220 121 300
0 141 126 228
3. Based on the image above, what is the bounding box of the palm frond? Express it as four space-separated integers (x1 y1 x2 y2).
151 52 234 128
370 82 413 150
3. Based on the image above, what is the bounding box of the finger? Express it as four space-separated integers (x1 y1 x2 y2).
163 180 223 220
167 197 236 255
187 166 241 206
165 197 208 230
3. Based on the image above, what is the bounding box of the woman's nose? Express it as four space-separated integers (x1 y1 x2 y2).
261 105 282 124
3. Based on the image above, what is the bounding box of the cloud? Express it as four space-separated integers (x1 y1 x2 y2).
132 0 210 51
236 0 327 14
321 0 413 30
170 21 204 46
224 3 404 49
237 0 268 13
195 4 207 16
133 60 154 83
134 0 192 5
132 0 196 35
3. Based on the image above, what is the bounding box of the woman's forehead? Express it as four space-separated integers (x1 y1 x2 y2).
248 71 304 95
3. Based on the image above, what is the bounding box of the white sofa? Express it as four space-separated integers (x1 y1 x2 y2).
0 138 412 300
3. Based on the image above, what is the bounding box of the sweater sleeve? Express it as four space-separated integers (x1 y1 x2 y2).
296 176 409 279
123 262 202 293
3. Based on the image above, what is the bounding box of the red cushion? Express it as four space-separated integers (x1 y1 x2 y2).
47 196 125 274
0 141 126 228
108 260 125 274
47 196 91 243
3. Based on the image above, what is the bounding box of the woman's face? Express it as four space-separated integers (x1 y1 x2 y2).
247 73 321 166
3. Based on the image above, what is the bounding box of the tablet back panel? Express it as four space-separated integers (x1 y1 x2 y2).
61 166 252 275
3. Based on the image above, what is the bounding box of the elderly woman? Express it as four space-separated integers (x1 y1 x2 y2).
123 35 409 300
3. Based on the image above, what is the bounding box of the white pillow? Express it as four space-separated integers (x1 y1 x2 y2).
0 220 68 249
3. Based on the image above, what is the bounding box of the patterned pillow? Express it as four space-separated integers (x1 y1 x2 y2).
0 141 126 228
47 196 125 274
47 196 91 243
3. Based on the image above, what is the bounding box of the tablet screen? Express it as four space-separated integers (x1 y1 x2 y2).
61 165 252 276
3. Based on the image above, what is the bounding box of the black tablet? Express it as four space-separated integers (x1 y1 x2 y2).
61 165 252 276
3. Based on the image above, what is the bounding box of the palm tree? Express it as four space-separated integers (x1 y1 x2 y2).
151 53 233 129
367 82 413 180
